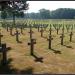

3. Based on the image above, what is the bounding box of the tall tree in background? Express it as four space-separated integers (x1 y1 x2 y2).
0 1 11 23
0 1 29 28
39 9 51 19
7 0 29 29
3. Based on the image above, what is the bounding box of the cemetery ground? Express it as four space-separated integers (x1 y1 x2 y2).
1 20 75 74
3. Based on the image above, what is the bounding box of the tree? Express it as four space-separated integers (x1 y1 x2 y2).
0 1 29 29
1 9 7 19
51 8 75 19
39 9 51 19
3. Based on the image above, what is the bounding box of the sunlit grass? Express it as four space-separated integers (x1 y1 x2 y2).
0 19 75 74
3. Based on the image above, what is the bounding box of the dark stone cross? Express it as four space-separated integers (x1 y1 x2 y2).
0 43 10 65
49 24 52 35
69 32 73 42
28 39 43 62
28 24 43 62
29 25 34 39
47 24 53 49
28 39 36 55
47 35 53 49
60 33 64 45
14 30 20 43
57 28 59 34
60 25 65 45
40 26 44 37
0 30 3 46
28 24 36 55
9 27 13 35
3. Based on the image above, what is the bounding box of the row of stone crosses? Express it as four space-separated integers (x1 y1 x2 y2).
0 22 75 65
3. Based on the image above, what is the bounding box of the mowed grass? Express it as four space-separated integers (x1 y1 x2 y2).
1 22 75 74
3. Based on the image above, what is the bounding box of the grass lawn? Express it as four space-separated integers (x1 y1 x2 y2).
0 19 75 74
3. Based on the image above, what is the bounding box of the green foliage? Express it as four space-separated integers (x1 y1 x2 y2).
1 10 7 19
25 8 75 19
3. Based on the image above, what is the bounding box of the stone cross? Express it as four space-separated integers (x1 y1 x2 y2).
47 35 53 49
28 39 36 55
29 24 34 39
60 33 64 45
69 32 73 42
0 43 10 65
40 25 44 37
14 30 20 43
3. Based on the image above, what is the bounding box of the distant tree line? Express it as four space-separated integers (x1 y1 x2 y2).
25 8 75 19
1 8 75 19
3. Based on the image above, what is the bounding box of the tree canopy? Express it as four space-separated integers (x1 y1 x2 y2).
24 8 75 19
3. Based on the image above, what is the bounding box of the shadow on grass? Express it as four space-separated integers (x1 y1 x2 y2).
51 48 62 54
0 58 16 74
21 33 24 35
10 34 14 36
0 58 33 74
7 47 12 51
17 41 22 44
42 36 48 39
63 45 73 49
20 67 33 74
32 54 43 63
71 41 75 43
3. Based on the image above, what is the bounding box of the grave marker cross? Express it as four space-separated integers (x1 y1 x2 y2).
47 35 53 49
40 25 44 37
15 30 20 42
60 33 64 45
70 32 73 42
28 39 36 55
0 43 9 65
60 25 65 45
29 24 34 39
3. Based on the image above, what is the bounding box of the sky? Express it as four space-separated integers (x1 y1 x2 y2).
26 1 75 13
